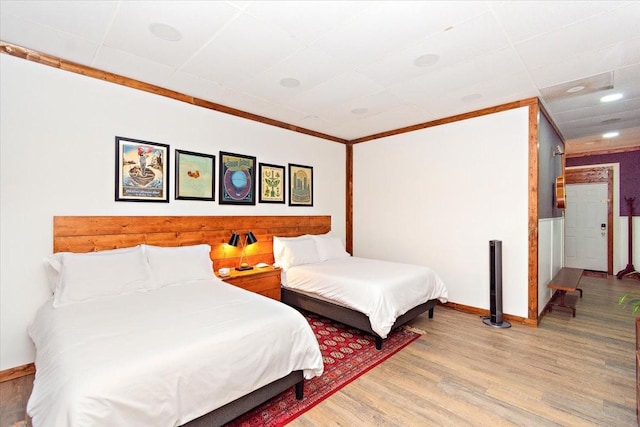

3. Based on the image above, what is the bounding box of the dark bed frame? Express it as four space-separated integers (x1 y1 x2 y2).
281 287 437 350
183 371 303 427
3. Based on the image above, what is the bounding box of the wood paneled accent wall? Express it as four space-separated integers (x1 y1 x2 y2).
0 215 331 382
53 216 331 270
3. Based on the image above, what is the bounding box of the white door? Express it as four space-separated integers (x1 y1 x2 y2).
565 183 608 271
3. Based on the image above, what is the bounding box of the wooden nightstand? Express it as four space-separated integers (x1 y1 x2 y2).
218 266 281 301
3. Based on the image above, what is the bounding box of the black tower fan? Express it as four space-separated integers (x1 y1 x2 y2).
483 240 511 328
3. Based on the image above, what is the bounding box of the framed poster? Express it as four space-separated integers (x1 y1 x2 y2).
115 136 169 202
288 163 313 207
175 150 215 201
259 163 285 204
219 151 256 205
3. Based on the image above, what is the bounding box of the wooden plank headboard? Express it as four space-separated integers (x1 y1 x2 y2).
53 215 331 270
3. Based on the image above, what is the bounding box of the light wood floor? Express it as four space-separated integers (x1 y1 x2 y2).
290 274 639 427
2 275 638 427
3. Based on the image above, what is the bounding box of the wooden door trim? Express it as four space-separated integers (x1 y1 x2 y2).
565 166 614 275
528 102 540 322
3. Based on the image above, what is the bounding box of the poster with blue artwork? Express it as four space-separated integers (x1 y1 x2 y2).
219 151 256 205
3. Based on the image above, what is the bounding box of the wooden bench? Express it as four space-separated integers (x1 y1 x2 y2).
547 267 584 317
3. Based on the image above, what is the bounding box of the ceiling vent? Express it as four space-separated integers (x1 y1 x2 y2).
540 72 613 101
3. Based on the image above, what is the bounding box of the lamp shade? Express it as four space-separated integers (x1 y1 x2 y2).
246 231 258 245
228 233 240 247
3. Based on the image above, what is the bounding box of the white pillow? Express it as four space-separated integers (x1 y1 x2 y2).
312 235 351 261
273 235 310 263
44 252 67 292
144 244 214 288
45 247 137 293
51 245 153 308
278 237 321 270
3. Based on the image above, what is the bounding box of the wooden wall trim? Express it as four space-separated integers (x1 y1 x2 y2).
1 40 542 150
349 97 539 144
528 100 540 323
567 145 640 158
441 302 534 327
565 166 614 275
0 41 347 145
345 142 353 254
565 166 613 183
0 363 34 383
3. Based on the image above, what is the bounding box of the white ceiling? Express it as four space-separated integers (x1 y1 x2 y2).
1 1 639 152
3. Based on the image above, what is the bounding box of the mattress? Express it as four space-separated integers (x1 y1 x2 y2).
27 279 323 427
282 257 448 338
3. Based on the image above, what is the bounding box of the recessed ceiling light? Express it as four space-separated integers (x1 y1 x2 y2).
566 85 585 93
600 93 623 103
603 131 619 138
149 23 182 42
280 78 300 88
414 53 440 67
351 108 368 115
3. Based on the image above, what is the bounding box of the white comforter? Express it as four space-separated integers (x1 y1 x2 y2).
27 279 323 427
282 257 448 338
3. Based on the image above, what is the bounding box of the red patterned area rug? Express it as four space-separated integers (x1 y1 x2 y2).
225 311 421 427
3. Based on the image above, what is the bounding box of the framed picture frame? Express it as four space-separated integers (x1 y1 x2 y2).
115 136 169 203
175 149 215 201
288 163 313 207
259 163 285 204
219 151 257 205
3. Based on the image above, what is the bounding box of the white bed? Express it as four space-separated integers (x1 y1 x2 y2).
28 244 323 427
283 257 448 338
274 234 448 347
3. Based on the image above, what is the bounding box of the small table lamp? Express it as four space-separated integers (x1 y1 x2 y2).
228 231 258 271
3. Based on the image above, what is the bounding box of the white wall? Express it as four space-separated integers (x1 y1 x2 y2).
0 54 346 370
538 217 564 314
352 108 530 317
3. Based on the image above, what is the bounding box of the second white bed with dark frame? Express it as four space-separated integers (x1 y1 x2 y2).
274 233 449 350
